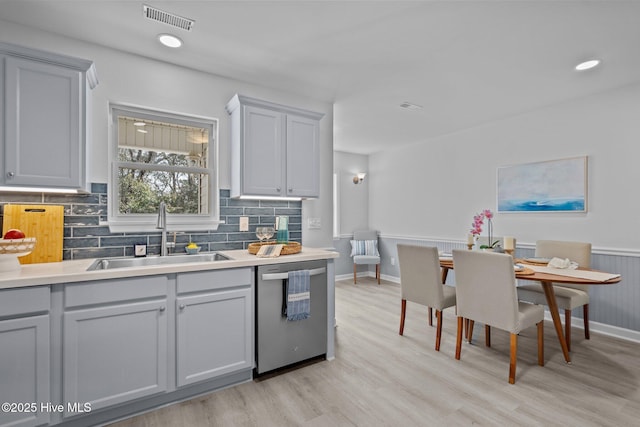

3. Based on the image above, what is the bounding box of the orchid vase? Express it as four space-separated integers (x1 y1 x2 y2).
470 209 499 250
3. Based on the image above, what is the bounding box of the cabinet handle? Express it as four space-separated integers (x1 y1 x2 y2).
159 306 166 312
261 267 326 281
288 188 293 192
276 187 281 192
179 304 186 310
6 172 14 179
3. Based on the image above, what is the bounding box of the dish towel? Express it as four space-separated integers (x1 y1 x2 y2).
285 270 311 321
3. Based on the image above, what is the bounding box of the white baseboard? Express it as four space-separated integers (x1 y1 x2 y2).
381 273 400 284
335 271 378 282
544 312 640 344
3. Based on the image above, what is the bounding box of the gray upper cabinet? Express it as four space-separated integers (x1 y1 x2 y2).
0 42 98 192
226 94 323 199
285 113 321 198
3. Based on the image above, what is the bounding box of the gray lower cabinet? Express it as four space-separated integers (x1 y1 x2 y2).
176 268 253 387
1 267 255 427
0 287 50 427
62 276 169 417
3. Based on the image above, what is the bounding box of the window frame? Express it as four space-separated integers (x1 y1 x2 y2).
333 172 340 238
107 103 221 232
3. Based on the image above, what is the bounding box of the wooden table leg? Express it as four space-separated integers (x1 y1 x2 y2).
540 281 571 364
441 267 449 284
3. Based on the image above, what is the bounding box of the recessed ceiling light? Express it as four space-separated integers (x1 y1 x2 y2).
133 122 146 126
575 59 601 71
137 129 148 134
158 34 182 48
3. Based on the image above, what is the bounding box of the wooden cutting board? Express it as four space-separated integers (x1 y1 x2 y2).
2 204 64 264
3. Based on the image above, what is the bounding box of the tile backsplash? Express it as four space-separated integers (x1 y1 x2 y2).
0 183 302 260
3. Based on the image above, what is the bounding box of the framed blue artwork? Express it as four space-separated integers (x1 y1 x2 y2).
497 156 587 213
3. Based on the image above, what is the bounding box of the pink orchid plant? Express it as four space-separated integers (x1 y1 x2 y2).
470 209 499 249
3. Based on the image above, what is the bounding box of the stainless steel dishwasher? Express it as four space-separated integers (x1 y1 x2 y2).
255 260 327 374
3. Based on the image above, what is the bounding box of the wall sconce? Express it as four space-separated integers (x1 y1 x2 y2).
353 172 367 184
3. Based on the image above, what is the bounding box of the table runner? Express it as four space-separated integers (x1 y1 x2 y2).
526 265 620 282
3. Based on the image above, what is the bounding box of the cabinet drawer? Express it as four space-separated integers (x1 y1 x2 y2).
177 268 252 294
65 275 168 308
0 286 50 317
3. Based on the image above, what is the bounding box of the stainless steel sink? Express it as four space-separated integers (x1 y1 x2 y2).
87 253 231 271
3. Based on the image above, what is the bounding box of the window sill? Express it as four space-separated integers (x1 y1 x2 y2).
108 219 225 233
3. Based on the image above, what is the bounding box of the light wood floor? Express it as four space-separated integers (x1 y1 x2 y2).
110 277 640 426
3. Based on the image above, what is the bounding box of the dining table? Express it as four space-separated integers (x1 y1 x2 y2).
439 255 621 364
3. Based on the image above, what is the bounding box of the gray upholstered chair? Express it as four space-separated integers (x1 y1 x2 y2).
351 230 380 284
452 249 544 384
397 245 456 351
517 240 591 352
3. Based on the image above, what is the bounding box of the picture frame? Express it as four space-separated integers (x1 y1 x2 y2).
497 156 587 213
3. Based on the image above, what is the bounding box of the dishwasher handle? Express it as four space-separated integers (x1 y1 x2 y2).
261 267 326 281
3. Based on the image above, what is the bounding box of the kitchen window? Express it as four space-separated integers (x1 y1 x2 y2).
108 104 221 232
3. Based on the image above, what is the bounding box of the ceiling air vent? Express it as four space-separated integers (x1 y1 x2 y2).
143 4 195 31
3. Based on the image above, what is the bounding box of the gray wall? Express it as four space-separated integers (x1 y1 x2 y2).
334 151 369 235
368 83 640 250
333 77 640 338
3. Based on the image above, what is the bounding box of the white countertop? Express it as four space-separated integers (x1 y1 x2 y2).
0 247 339 290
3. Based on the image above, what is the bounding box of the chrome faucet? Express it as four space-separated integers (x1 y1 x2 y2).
157 202 168 256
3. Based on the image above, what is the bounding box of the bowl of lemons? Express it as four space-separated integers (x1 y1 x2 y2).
185 242 200 255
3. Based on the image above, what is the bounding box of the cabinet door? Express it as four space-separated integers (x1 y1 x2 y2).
176 287 252 387
4 56 82 188
0 315 50 427
242 105 284 196
286 114 320 198
63 300 168 416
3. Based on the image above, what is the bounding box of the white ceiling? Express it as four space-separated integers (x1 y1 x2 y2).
1 1 640 154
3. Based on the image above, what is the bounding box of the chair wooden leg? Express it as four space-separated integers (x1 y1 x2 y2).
353 264 357 284
435 310 443 351
455 317 464 359
428 307 433 326
583 304 590 340
464 318 470 339
485 325 491 347
376 264 380 284
565 309 572 352
509 333 518 384
468 320 475 344
399 299 406 335
537 320 544 366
